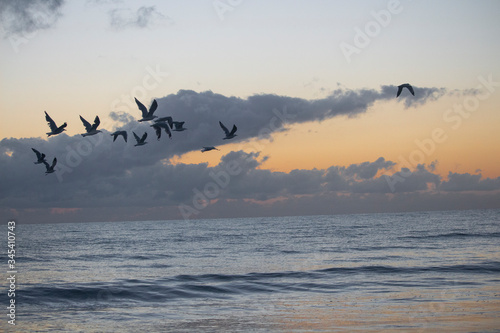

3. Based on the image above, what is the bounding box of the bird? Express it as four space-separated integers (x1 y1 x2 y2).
42 157 57 175
79 115 102 137
133 131 148 146
171 121 187 132
45 111 67 137
135 97 158 122
150 122 172 140
110 131 127 143
396 83 415 97
201 146 219 153
31 148 47 164
154 116 173 128
219 121 237 140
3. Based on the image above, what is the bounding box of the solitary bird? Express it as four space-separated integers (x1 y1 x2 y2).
396 83 415 97
31 148 47 164
133 131 148 146
79 115 102 137
42 157 57 175
201 146 219 153
45 111 67 137
135 97 158 122
110 130 127 143
151 122 172 140
171 121 187 132
219 121 237 140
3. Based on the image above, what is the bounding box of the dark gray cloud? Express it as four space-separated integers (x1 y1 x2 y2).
109 86 448 159
1 87 497 223
440 172 500 192
108 6 173 30
0 0 65 36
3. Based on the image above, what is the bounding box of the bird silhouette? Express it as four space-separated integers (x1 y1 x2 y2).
396 83 415 97
110 131 127 143
154 116 173 128
80 115 102 137
45 111 67 137
135 98 158 122
31 148 47 164
219 121 237 140
133 132 148 146
42 157 57 175
151 122 172 140
171 121 187 132
201 146 219 152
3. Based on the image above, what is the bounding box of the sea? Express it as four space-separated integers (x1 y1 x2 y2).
2 209 500 332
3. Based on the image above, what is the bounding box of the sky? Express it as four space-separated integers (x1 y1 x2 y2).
1 0 500 224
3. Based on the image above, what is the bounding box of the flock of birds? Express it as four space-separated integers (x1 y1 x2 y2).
32 84 414 175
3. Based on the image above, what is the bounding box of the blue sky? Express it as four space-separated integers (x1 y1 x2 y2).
1 0 500 223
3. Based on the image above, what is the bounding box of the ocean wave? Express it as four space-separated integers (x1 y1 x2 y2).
16 261 500 308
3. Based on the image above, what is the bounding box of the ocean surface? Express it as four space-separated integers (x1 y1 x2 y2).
2 209 500 332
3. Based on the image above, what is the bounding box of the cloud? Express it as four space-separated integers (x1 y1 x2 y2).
344 157 395 180
104 86 449 159
0 0 65 37
439 172 500 192
2 87 496 223
108 6 173 30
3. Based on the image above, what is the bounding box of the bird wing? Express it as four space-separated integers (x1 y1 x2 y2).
158 122 172 138
112 133 118 142
164 124 172 138
51 157 57 169
148 99 158 116
135 98 148 117
166 117 173 129
152 125 162 139
407 85 415 96
122 131 128 142
91 116 100 131
219 121 229 135
32 148 42 159
396 86 403 97
141 132 148 142
42 160 51 171
45 111 58 131
133 132 140 143
80 115 92 132
229 124 237 136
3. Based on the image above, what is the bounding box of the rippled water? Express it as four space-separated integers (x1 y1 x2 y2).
2 209 500 332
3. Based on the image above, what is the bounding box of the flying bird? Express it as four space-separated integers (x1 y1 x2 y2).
154 116 173 128
42 157 57 175
80 115 102 137
396 83 415 97
219 121 237 140
110 131 127 143
201 146 219 153
133 131 148 146
171 121 187 132
150 122 172 140
135 97 158 122
45 111 67 137
31 148 47 164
